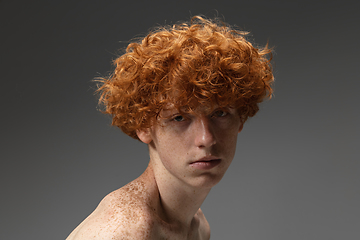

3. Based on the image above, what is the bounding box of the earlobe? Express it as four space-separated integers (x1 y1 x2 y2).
136 128 153 144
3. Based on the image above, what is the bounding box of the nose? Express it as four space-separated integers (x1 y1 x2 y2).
193 116 216 148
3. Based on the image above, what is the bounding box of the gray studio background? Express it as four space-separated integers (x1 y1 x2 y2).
1 0 359 239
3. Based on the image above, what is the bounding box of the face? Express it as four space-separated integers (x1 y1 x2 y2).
137 105 243 189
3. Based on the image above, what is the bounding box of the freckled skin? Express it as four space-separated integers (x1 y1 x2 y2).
66 166 210 240
66 106 242 240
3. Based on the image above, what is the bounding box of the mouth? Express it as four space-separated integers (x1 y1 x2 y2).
190 157 221 170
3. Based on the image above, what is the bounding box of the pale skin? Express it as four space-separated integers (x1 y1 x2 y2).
66 105 243 240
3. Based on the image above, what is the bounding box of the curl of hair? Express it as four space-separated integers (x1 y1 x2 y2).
97 16 274 140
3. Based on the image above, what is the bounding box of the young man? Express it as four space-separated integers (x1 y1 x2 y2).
67 16 273 240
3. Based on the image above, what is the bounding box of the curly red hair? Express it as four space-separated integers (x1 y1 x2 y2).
98 16 274 140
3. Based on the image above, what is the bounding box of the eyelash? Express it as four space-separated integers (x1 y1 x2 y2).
212 109 228 118
172 115 185 122
169 109 229 122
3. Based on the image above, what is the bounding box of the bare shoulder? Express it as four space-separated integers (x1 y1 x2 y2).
66 181 155 240
196 208 211 240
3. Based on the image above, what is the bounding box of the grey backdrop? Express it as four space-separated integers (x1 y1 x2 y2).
1 0 359 239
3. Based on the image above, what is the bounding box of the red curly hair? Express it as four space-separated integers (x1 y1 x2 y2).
98 16 274 140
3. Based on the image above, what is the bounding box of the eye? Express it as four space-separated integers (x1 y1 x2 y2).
212 109 228 118
172 115 185 122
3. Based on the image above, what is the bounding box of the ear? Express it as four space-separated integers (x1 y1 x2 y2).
136 128 153 144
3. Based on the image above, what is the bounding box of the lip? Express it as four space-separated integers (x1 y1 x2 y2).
190 157 221 170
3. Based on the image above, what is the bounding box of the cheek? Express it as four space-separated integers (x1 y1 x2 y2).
154 126 189 151
153 133 180 159
218 129 239 155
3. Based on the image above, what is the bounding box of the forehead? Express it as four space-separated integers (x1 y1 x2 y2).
160 102 215 114
158 102 237 118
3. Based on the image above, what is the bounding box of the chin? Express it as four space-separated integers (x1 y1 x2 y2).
189 172 225 189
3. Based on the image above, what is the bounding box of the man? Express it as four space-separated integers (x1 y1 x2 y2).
66 16 273 240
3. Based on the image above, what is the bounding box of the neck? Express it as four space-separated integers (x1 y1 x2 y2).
146 149 211 229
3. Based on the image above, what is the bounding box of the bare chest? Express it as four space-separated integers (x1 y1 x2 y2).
150 217 210 240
